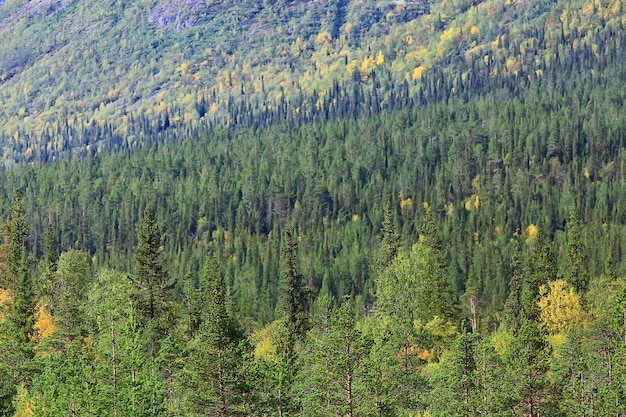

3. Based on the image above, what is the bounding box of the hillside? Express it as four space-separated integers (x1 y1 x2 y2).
3 0 626 414
1 0 624 162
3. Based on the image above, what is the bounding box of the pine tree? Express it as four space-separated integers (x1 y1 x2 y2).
51 250 90 341
5 190 36 357
181 257 250 417
429 331 480 417
300 297 371 417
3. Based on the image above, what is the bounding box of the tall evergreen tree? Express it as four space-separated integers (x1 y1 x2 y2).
379 202 401 271
38 226 59 314
180 257 250 417
4 190 28 292
5 190 35 355
567 205 588 293
280 224 309 340
300 297 371 417
133 208 171 337
430 331 480 417
502 246 523 332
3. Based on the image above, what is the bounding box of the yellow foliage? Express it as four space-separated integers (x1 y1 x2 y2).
108 87 119 100
422 201 429 210
470 25 480 36
417 348 433 361
252 320 283 362
548 333 567 354
176 62 189 75
352 214 359 222
399 192 413 216
525 224 538 239
13 385 34 417
316 31 332 45
412 66 426 80
34 305 55 343
464 195 479 211
538 280 585 335
506 57 517 70
583 167 591 179
582 2 595 16
437 27 458 58
490 329 514 356
346 59 358 74
0 288 11 319
359 55 376 80
375 50 385 66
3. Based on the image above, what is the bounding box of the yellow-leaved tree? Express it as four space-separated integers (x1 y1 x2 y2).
537 279 587 351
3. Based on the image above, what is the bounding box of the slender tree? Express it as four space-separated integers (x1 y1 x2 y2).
133 208 171 338
280 224 309 340
567 205 588 293
379 202 401 271
181 257 249 416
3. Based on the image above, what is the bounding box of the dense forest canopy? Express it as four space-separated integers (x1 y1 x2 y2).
2 0 626 415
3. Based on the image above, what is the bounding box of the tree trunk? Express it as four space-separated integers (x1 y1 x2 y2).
218 349 227 417
112 321 118 417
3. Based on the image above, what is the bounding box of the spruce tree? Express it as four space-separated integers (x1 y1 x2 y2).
280 224 309 340
502 246 522 332
133 208 170 338
567 205 588 293
379 202 401 271
5 190 35 356
38 226 59 313
4 190 28 292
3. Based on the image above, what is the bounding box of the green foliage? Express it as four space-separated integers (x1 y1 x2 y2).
133 207 171 337
280 224 309 340
3 1 626 412
298 296 372 417
0 364 15 417
567 205 588 294
376 240 454 327
178 257 250 417
50 250 90 340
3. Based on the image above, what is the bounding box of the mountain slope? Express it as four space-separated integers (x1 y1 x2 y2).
1 0 624 162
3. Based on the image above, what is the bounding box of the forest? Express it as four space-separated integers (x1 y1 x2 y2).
2 0 626 415
2 42 626 412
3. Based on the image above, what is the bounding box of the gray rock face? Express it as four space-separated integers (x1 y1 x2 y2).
148 0 207 31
